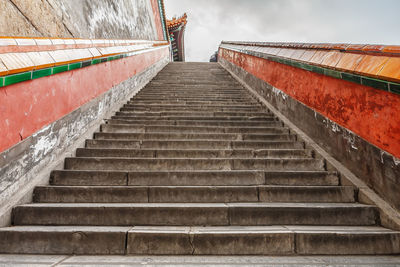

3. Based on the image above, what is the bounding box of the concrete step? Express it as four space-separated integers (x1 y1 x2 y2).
86 140 304 150
50 170 339 186
132 95 251 100
129 97 253 102
12 203 377 226
120 106 263 112
64 157 325 171
123 103 262 108
100 124 288 134
0 226 129 254
33 185 356 203
127 100 257 105
114 111 273 117
127 226 400 255
75 148 310 159
0 226 398 255
106 119 282 127
111 115 276 122
93 131 291 141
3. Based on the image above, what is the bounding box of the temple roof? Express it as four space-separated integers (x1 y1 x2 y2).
167 13 187 29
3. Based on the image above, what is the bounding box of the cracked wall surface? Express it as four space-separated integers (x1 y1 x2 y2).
1 0 160 40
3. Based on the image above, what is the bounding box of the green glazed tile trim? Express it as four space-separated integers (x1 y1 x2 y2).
324 68 341 79
81 60 91 68
389 83 400 95
91 59 101 65
361 77 389 91
32 68 52 80
341 72 362 84
68 62 82 71
53 65 69 74
311 65 324 75
0 77 3 87
4 72 31 86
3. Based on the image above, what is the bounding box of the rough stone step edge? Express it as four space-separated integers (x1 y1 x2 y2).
220 63 400 231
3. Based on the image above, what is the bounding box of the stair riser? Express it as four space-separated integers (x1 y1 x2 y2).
120 107 263 112
33 186 355 203
115 112 273 117
101 124 288 134
0 230 127 254
124 104 261 108
93 132 291 140
49 170 339 186
127 231 400 255
111 116 277 122
76 148 309 159
128 100 254 104
107 120 282 127
12 206 377 226
86 140 304 150
1 230 398 255
64 158 325 171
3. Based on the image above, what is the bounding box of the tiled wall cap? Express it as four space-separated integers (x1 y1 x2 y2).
331 44 350 50
26 51 55 70
382 46 400 55
34 39 52 46
362 45 385 53
0 38 17 46
50 39 66 45
62 39 76 45
221 41 400 84
15 38 37 46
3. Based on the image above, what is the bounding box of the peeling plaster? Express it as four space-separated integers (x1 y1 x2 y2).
31 124 58 159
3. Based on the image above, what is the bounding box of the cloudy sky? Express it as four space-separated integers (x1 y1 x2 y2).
164 0 400 62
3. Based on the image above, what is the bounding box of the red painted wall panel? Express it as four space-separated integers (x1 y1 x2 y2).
219 48 400 158
0 47 169 153
150 0 165 41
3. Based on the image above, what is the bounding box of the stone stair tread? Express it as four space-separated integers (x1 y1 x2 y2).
12 202 378 226
33 185 356 203
0 225 397 255
50 170 339 186
100 124 290 134
16 202 374 208
63 157 325 171
93 132 291 140
86 140 304 149
76 148 309 158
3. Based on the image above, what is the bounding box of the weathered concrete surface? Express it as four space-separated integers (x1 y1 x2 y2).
219 57 400 215
1 0 162 40
0 56 169 226
0 255 400 266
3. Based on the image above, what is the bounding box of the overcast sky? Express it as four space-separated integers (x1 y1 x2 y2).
164 0 400 62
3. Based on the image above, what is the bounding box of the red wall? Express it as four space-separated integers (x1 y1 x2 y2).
0 47 169 153
220 48 400 158
150 0 165 41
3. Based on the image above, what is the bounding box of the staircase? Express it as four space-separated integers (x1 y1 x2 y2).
0 62 399 255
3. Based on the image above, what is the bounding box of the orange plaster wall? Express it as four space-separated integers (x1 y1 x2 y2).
0 47 169 153
150 0 165 41
219 48 400 158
